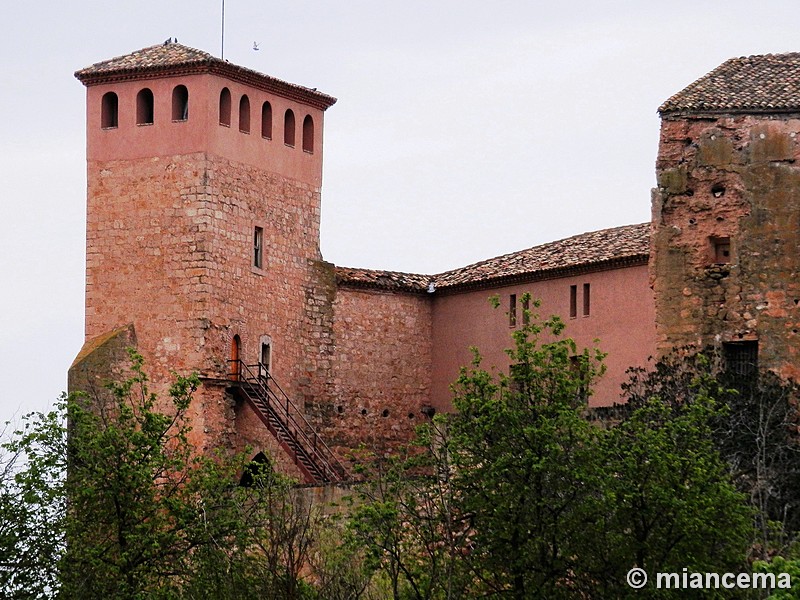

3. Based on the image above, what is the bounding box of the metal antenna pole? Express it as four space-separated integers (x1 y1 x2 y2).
221 0 225 59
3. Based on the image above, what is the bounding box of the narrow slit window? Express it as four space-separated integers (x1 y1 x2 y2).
101 92 118 129
171 85 188 121
509 294 517 327
522 295 530 326
583 283 591 317
284 109 295 146
253 226 263 269
136 88 154 125
239 95 250 133
261 101 272 139
302 114 314 153
569 285 577 318
219 88 231 126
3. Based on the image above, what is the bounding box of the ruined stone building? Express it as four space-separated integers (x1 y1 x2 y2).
68 43 800 483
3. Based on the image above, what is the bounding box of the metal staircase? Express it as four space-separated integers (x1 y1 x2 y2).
229 361 347 484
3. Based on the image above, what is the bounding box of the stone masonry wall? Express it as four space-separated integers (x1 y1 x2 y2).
85 150 327 462
321 286 433 458
653 114 800 380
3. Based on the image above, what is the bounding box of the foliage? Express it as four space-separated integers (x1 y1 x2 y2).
0 406 67 599
753 555 800 599
589 394 753 598
0 350 338 600
347 417 471 600
448 298 605 599
352 298 757 599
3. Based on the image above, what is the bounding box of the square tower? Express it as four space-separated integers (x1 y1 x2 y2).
70 42 341 480
653 53 800 381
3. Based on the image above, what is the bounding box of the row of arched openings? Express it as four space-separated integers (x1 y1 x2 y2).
101 85 189 129
218 88 314 153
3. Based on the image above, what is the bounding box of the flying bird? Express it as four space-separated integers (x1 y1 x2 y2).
253 42 260 51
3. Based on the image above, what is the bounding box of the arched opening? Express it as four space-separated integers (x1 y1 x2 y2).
261 101 272 139
302 114 314 153
239 95 250 133
284 109 295 146
136 88 154 125
171 85 189 121
229 334 241 381
101 92 118 129
239 452 274 487
219 87 231 126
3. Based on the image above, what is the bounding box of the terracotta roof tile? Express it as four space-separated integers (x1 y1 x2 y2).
335 267 432 293
336 223 650 294
433 223 649 290
75 42 336 110
75 42 214 77
660 53 800 115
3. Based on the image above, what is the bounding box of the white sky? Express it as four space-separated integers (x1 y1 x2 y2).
2 0 798 424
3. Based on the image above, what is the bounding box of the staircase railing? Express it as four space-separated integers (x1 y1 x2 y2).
229 360 347 484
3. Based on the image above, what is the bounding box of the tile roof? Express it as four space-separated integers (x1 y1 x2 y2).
335 223 650 294
75 41 336 110
659 53 800 115
335 267 432 293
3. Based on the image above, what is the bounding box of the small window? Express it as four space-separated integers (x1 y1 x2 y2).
239 95 250 133
569 285 577 319
712 237 731 264
509 294 517 327
262 102 272 139
172 85 189 121
136 88 154 125
101 92 118 129
583 283 591 317
723 341 758 377
302 114 314 153
219 88 231 126
284 109 295 146
260 341 271 377
522 295 530 326
253 226 263 269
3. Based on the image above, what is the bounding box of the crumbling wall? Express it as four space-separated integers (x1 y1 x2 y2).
653 114 800 379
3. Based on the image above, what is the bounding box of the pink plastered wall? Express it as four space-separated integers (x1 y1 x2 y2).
431 264 656 409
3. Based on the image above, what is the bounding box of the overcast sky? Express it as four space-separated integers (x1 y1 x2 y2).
2 0 798 424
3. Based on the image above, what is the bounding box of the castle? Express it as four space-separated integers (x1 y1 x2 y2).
68 42 800 483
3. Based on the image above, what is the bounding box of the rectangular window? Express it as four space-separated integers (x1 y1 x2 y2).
253 226 263 269
723 341 758 377
569 285 577 319
712 237 731 264
509 294 517 327
522 296 530 326
583 283 591 317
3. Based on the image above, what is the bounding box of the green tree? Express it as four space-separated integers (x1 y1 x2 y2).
447 298 605 599
588 393 753 598
347 417 472 600
1 350 331 600
0 408 66 599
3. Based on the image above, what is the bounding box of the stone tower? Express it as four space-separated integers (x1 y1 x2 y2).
652 53 800 380
70 42 341 480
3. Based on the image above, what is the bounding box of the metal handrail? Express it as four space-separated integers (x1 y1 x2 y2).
229 359 346 482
